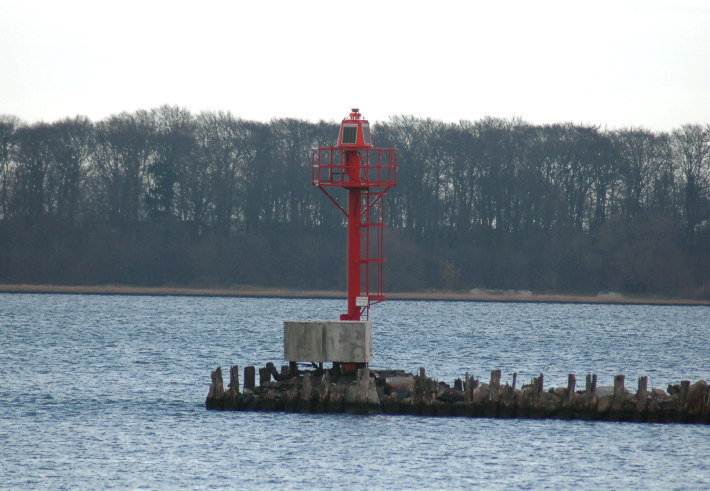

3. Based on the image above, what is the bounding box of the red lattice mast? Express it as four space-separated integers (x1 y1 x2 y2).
312 109 397 320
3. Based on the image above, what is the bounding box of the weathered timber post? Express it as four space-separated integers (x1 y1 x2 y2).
637 376 648 412
512 373 517 390
427 377 438 407
500 375 517 418
489 370 502 402
301 372 312 403
318 371 330 404
612 374 625 412
285 384 299 412
208 366 225 400
531 377 540 407
424 375 436 405
266 362 280 381
297 372 313 413
414 367 427 407
355 367 379 414
584 374 597 413
679 380 690 414
289 361 298 378
565 374 576 407
357 367 370 404
464 372 475 403
485 369 502 418
228 365 239 395
414 368 436 414
244 366 256 391
538 373 544 393
259 367 271 386
526 376 545 418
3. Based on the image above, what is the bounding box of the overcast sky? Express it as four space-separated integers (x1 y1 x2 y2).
1 0 709 131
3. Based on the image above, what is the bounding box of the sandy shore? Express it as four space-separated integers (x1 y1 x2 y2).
0 284 707 306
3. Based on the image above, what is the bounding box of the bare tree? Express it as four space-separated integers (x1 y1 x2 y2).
146 105 195 223
45 116 94 223
91 111 154 229
672 124 710 243
12 122 55 223
0 115 21 219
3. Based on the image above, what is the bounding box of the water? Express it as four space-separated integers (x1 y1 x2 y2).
1 294 709 489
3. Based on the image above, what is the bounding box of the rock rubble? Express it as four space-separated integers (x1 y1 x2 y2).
206 365 710 424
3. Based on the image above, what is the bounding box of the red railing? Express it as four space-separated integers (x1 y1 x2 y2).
312 147 397 188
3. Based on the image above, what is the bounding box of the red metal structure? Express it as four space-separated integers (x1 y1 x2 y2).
312 109 397 321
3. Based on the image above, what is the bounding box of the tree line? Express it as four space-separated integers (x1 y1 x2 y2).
0 106 708 298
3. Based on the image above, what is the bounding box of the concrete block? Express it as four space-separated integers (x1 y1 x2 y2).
284 321 372 363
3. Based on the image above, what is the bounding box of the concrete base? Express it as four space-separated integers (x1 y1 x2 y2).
284 320 372 363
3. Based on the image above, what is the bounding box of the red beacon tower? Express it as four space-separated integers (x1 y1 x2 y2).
312 109 397 320
283 109 396 372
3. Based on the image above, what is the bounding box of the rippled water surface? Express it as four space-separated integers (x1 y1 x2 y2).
1 294 709 489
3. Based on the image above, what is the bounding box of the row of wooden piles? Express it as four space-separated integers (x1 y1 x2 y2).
206 364 710 424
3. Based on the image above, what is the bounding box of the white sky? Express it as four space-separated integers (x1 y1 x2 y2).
1 0 709 131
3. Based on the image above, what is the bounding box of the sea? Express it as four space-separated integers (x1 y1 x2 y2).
1 293 709 489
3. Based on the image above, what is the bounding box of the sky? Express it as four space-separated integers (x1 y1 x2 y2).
1 0 709 131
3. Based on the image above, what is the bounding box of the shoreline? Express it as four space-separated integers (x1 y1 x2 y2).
0 284 708 306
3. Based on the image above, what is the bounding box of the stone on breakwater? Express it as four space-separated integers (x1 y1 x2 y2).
384 375 415 394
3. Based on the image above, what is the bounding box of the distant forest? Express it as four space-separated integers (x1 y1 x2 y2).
1 106 709 298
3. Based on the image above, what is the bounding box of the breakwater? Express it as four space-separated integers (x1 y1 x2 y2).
206 364 710 424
